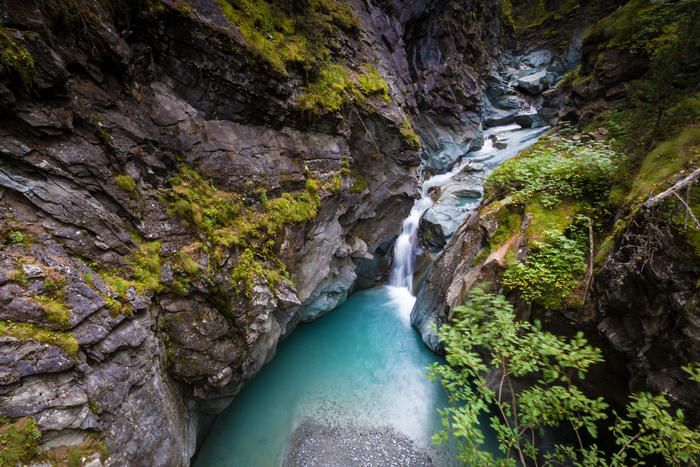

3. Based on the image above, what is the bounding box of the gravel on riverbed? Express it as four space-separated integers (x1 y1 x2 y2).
283 421 434 467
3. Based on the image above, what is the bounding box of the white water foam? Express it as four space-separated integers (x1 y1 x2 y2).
388 123 547 296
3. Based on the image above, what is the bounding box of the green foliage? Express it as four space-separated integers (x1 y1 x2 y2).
610 392 700 466
429 289 606 466
683 363 700 383
0 28 35 87
0 417 41 467
0 320 79 355
432 289 700 466
114 174 137 195
400 118 421 150
215 0 358 75
486 133 621 208
502 231 587 309
297 63 391 114
7 230 27 247
167 164 321 297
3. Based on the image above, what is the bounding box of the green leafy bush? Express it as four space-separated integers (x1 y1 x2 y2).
430 289 700 466
486 133 620 208
501 231 586 309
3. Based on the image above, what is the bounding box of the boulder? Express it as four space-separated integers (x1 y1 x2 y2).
516 69 551 95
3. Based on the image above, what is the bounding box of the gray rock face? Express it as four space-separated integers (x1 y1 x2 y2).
595 207 700 420
516 69 552 94
0 0 510 464
412 212 486 352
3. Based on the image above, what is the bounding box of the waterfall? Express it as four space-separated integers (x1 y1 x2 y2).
387 141 492 294
387 123 546 297
388 195 434 293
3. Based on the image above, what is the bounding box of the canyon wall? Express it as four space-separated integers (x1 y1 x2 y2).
0 0 508 464
413 0 700 424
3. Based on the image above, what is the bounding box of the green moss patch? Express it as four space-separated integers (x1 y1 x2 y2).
0 28 35 87
525 199 582 243
400 117 421 150
0 417 41 467
297 63 391 114
167 165 323 297
0 320 79 355
626 125 700 203
114 174 137 195
215 0 358 75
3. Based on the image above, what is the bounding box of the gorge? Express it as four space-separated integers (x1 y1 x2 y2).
1 0 699 466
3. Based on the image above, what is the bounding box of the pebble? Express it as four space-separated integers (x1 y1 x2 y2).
284 421 434 467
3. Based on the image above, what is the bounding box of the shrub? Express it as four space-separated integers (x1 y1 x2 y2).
501 231 587 309
486 133 620 208
430 289 700 466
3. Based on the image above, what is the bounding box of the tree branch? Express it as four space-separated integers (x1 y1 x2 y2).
673 192 700 229
644 168 700 208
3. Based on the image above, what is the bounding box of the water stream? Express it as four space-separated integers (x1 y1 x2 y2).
195 124 547 466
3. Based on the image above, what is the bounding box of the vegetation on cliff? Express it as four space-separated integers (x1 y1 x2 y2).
431 289 700 466
481 131 621 309
166 165 324 297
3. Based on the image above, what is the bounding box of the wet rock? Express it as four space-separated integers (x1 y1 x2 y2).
516 69 551 95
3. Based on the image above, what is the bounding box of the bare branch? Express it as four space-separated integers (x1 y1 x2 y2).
644 168 700 208
673 192 700 229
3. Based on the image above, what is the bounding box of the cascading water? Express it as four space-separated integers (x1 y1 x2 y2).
388 138 496 294
388 123 547 297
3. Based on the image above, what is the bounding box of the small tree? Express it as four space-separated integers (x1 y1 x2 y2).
429 289 700 466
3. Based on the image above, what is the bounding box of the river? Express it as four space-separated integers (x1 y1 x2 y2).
194 123 547 466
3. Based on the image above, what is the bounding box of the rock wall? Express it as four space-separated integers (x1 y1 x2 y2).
0 0 508 464
412 0 700 425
